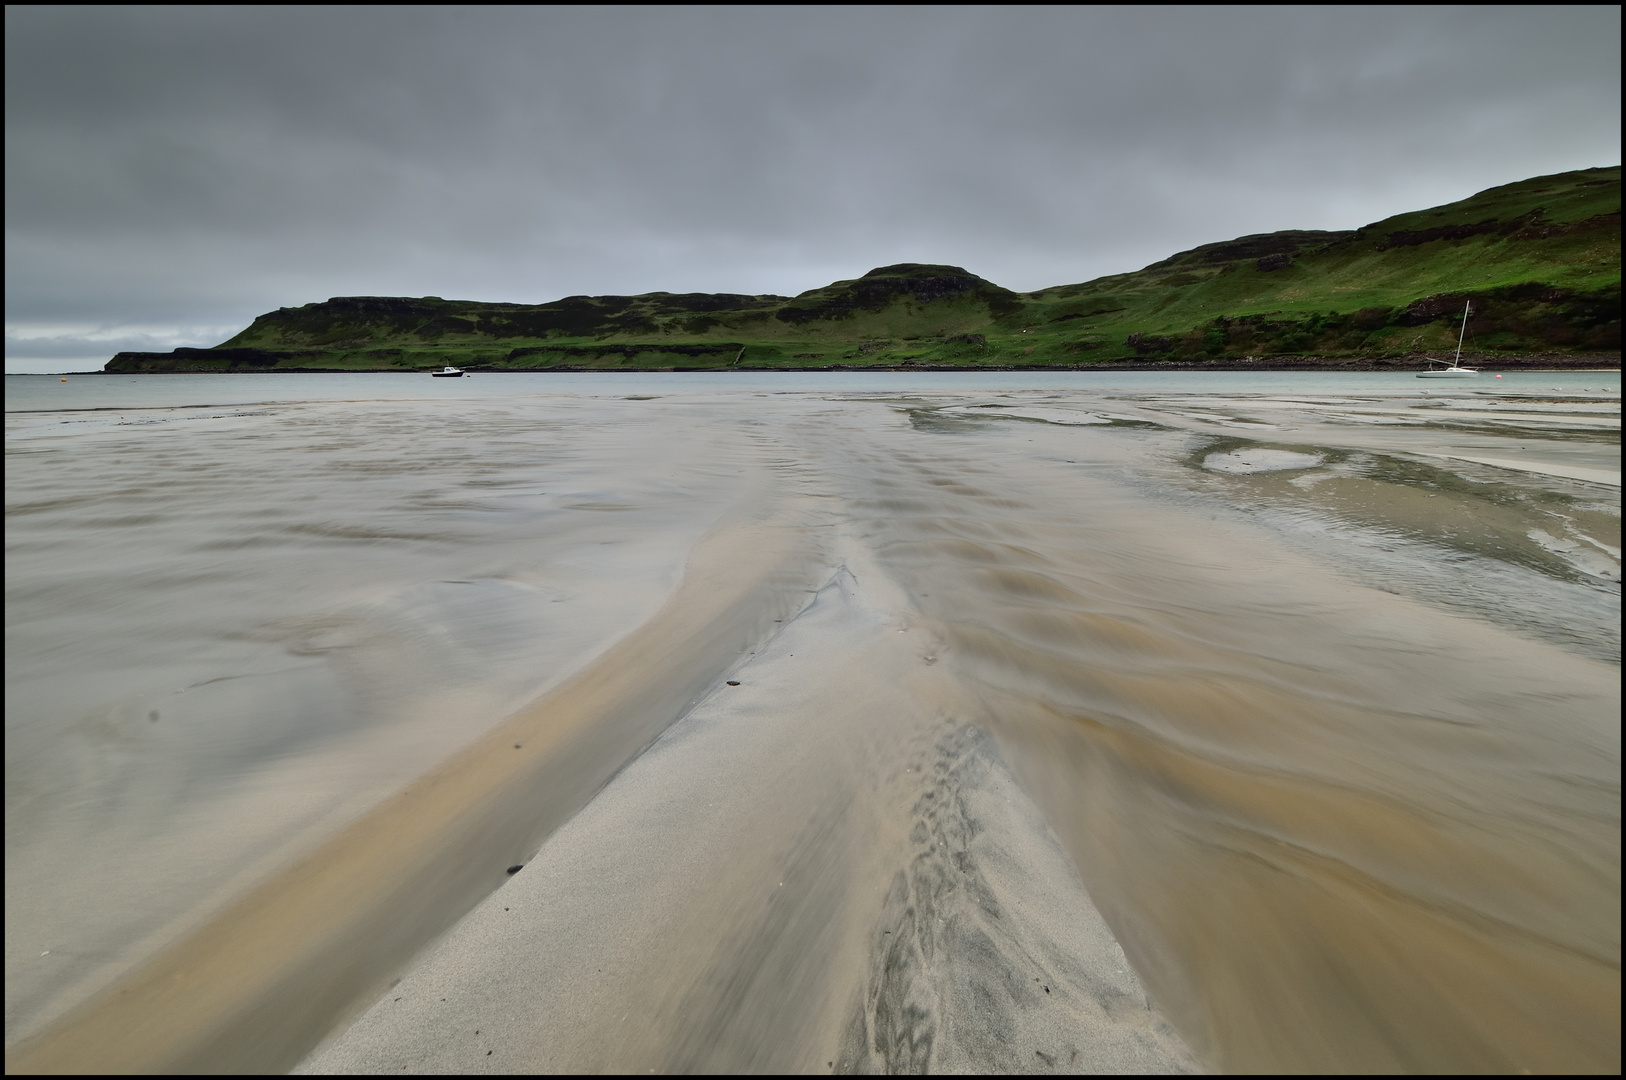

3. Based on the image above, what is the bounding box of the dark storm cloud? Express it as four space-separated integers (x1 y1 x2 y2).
5 5 1620 370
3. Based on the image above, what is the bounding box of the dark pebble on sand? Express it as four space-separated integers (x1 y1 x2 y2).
506 865 523 874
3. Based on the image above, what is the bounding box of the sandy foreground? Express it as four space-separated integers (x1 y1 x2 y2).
5 380 1619 1073
297 534 1196 1074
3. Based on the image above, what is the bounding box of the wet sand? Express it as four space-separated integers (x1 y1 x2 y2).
6 377 1619 1073
299 540 1197 1074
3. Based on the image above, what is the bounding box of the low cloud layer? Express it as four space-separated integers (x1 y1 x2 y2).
6 6 1619 371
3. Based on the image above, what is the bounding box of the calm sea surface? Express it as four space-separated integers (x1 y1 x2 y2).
6 367 1622 411
6 370 1619 1072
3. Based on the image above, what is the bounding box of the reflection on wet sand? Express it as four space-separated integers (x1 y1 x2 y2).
832 416 1616 1072
5 379 1619 1073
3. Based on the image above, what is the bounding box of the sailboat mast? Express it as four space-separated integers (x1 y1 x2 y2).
1454 301 1471 367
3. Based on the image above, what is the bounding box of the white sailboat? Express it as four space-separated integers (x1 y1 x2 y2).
1418 302 1478 378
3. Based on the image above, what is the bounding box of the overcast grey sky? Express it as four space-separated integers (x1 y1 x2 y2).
5 5 1619 373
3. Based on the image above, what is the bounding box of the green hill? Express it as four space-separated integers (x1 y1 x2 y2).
107 166 1619 372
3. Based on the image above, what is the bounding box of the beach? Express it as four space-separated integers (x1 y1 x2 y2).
5 371 1619 1073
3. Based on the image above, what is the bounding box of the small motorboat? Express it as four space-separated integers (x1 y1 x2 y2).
431 366 466 378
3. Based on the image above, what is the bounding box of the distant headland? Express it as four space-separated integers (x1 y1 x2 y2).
108 166 1619 373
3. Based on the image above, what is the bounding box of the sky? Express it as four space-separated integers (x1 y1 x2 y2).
5 6 1620 373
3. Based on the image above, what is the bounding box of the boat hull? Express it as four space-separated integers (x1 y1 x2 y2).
1417 369 1478 378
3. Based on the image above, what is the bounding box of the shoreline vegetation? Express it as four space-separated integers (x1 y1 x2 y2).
82 356 1624 373
107 166 1619 375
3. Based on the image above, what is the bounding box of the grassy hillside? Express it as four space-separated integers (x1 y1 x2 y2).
1017 165 1619 364
107 166 1619 372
